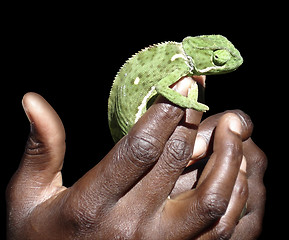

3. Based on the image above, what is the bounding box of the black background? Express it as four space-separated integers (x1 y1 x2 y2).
2 3 285 239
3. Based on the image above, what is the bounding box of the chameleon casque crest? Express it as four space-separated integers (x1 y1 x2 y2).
108 35 243 142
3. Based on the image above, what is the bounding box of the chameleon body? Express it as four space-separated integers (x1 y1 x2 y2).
108 35 243 142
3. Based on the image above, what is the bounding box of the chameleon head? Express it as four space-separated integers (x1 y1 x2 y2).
182 35 243 75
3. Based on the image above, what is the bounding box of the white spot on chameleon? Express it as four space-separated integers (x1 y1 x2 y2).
134 77 140 85
135 86 156 123
171 53 186 62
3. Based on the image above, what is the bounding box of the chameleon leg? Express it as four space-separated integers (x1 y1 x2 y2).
155 70 209 112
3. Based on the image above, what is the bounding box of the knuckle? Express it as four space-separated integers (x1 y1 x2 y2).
25 135 47 157
126 132 163 166
22 135 51 169
235 173 249 198
166 138 193 163
255 148 268 172
259 184 267 199
198 192 229 221
215 221 235 240
235 183 248 203
246 142 268 176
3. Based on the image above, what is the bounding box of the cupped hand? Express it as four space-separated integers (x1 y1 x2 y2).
171 109 267 239
6 77 266 239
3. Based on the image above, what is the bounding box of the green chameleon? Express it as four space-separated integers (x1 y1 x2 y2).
108 35 243 142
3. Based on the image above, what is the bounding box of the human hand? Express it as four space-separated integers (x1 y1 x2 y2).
6 77 266 239
170 110 267 239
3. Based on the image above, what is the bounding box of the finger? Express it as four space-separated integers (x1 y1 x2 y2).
192 75 206 87
160 113 243 239
243 138 267 179
189 109 253 163
230 139 267 239
243 138 266 218
130 108 202 210
7 93 66 209
197 164 248 240
120 77 203 212
21 92 66 178
194 113 243 188
219 157 248 224
68 78 192 208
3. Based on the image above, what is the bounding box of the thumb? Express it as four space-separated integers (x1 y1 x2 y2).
6 92 66 224
9 92 66 199
21 92 66 184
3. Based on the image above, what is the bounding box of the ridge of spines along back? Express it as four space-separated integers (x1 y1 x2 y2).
109 41 180 101
114 41 180 78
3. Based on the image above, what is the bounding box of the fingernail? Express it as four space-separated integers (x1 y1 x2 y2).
192 75 206 88
172 77 196 96
186 136 207 167
228 115 242 134
22 98 32 123
192 136 207 158
240 156 247 173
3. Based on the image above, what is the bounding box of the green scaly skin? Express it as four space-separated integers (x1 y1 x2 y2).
108 35 243 142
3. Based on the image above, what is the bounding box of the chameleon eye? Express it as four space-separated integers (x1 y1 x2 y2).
213 50 231 66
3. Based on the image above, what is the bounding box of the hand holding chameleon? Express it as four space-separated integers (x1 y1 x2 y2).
7 35 268 238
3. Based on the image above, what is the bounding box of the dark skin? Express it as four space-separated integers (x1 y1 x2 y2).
6 78 267 239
